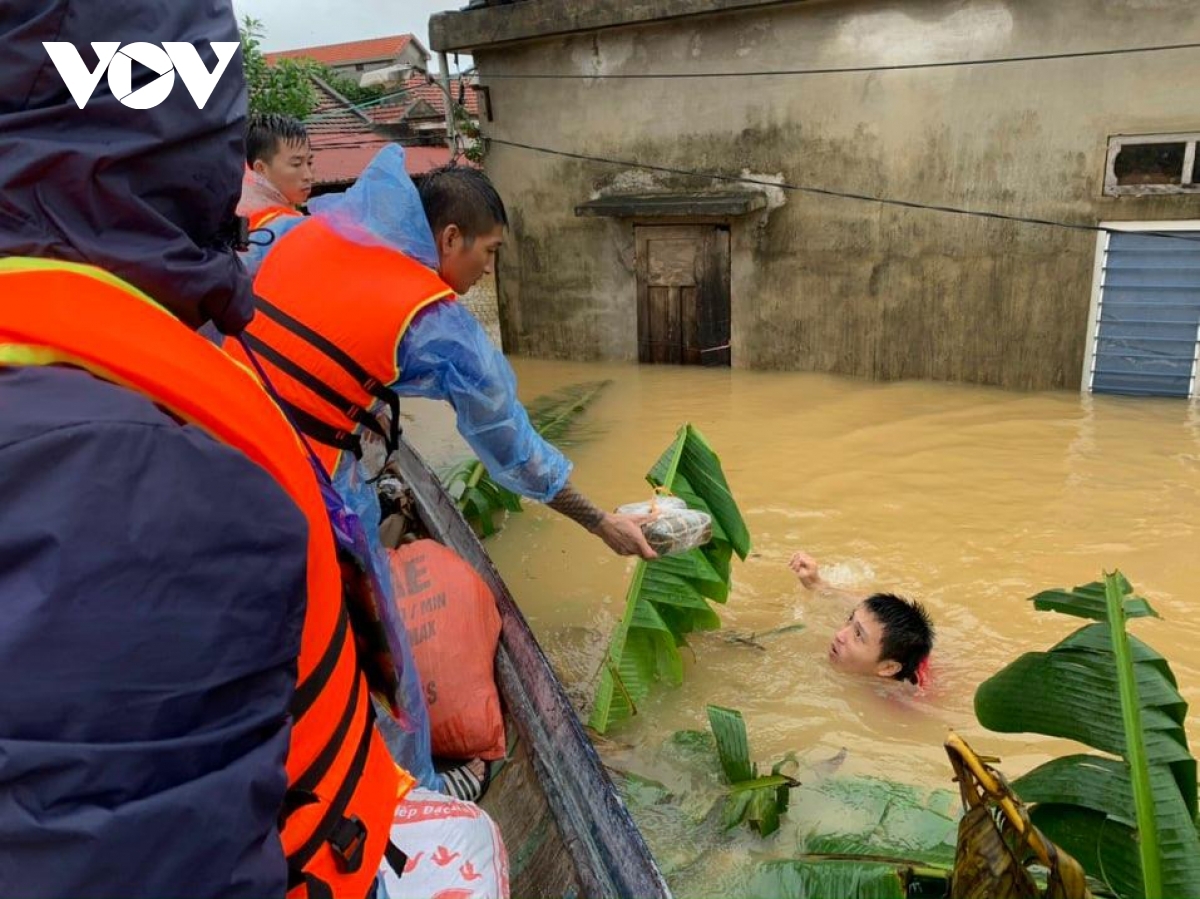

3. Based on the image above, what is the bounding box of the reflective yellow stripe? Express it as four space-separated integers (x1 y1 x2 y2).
0 256 172 319
0 344 65 367
0 341 153 403
391 288 455 382
254 210 285 229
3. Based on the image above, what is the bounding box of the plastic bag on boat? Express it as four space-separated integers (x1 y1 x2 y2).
381 788 510 899
616 496 713 557
388 540 506 760
333 454 439 790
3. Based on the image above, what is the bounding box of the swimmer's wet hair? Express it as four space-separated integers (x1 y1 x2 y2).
864 593 934 684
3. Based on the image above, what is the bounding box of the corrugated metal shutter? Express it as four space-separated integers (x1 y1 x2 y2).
1089 230 1200 397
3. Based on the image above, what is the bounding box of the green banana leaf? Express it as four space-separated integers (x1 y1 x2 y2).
589 424 750 733
439 379 611 537
612 734 957 897
975 572 1200 899
705 705 797 836
798 777 959 868
1015 758 1200 899
522 379 613 446
1030 572 1160 622
752 860 907 899
707 704 753 783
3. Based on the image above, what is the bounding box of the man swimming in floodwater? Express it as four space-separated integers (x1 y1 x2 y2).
790 551 934 686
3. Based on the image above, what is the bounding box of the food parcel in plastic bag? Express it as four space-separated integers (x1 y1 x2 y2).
616 494 713 557
387 540 506 760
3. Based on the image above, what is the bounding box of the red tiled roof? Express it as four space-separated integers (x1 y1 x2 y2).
266 34 416 67
313 143 455 186
303 77 471 186
369 74 480 123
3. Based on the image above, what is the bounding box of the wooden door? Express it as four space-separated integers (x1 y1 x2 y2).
636 225 731 366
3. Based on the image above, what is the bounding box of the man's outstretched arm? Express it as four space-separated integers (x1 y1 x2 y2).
396 303 657 559
547 482 656 558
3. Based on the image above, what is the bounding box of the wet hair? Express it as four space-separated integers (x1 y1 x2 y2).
246 113 309 165
863 593 934 684
417 164 508 243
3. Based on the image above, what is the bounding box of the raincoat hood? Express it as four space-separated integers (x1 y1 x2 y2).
308 144 440 270
0 1 255 334
237 166 293 220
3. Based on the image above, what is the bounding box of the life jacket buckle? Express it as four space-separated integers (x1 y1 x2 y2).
328 814 368 873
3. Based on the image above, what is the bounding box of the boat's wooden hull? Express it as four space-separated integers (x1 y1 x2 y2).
390 437 671 899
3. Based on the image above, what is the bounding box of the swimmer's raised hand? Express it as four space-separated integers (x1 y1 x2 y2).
789 550 822 589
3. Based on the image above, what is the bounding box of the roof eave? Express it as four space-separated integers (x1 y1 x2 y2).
430 0 808 53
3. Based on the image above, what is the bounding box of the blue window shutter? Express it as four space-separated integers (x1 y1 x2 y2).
1090 230 1200 397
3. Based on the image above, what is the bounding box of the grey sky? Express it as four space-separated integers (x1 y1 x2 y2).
232 0 472 67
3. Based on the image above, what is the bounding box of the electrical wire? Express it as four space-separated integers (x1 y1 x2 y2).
299 51 1200 242
483 136 1200 243
476 41 1200 80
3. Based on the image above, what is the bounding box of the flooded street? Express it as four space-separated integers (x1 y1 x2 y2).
405 357 1200 894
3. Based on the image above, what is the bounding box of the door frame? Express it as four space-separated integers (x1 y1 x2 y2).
634 220 732 366
1082 219 1200 394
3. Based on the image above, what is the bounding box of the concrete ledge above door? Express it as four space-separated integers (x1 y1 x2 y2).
575 191 767 218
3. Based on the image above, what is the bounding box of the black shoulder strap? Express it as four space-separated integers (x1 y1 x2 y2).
286 703 376 881
254 295 403 454
385 842 408 880
242 333 388 456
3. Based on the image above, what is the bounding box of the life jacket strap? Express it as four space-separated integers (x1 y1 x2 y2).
253 295 403 455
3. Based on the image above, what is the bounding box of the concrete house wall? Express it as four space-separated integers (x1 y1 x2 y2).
434 0 1200 389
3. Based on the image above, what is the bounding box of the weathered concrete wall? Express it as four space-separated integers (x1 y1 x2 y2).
460 271 502 346
471 0 1200 389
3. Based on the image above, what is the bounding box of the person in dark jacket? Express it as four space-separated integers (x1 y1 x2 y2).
0 3 310 896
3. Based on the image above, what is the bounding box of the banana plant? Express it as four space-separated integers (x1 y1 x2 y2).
706 705 798 837
440 379 611 538
974 572 1200 899
589 423 751 734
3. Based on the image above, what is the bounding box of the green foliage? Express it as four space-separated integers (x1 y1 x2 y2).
589 424 750 734
239 17 318 119
454 102 485 164
440 456 521 538
439 380 612 539
310 64 388 106
707 705 797 836
975 572 1200 899
753 860 907 899
613 732 957 898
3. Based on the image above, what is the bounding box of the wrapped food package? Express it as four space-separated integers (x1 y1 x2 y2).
616 497 713 557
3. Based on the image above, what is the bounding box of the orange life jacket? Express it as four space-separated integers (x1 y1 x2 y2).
225 216 455 475
0 257 412 899
250 205 301 231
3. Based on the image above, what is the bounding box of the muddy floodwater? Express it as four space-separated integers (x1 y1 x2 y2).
404 357 1200 895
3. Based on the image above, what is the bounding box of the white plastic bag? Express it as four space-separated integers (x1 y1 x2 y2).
381 788 509 899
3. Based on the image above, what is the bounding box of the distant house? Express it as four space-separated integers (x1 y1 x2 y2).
266 34 429 83
302 74 480 193
432 0 1200 395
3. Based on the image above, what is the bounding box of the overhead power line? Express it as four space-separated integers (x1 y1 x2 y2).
483 136 1200 243
476 40 1200 80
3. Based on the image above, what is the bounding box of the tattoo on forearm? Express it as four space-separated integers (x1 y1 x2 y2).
547 482 605 531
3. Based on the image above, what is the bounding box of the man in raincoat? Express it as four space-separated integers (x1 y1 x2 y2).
231 147 658 799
